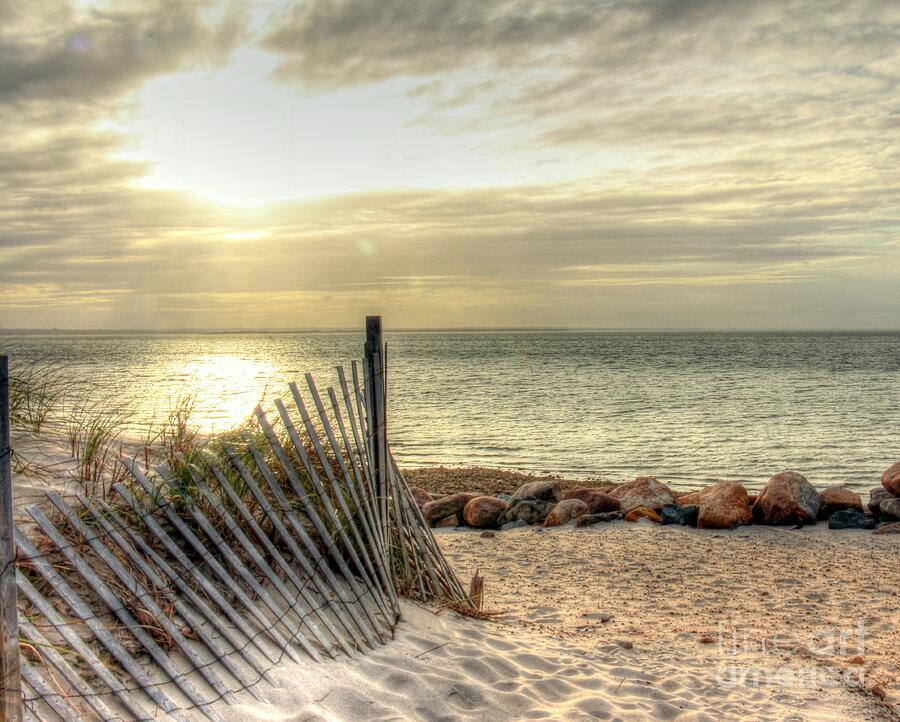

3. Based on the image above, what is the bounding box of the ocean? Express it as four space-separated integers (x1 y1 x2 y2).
2 331 898 492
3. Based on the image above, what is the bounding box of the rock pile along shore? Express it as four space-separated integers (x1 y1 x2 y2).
413 461 900 534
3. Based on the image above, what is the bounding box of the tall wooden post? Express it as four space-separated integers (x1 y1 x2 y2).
0 356 22 722
363 317 389 551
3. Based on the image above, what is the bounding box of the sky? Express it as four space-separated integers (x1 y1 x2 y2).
1 0 898 331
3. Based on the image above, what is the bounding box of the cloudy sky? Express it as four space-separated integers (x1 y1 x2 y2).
1 0 898 330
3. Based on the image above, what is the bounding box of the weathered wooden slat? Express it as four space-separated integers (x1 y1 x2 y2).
236 439 380 650
0 355 22 722
112 480 279 668
254 408 388 641
199 463 353 659
20 656 91 722
16 572 154 722
18 620 115 722
44 492 236 704
221 446 371 653
121 466 298 663
82 498 267 699
96 498 272 686
310 378 399 618
180 468 333 660
25 506 223 722
13 530 188 722
284 382 396 621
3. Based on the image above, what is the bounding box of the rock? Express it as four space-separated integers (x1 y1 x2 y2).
623 506 661 523
880 497 900 521
848 655 864 665
827 509 875 530
409 486 432 509
575 511 625 527
882 460 900 496
616 640 634 649
480 531 496 538
752 471 820 525
422 493 478 527
500 519 529 531
868 487 893 521
544 499 589 527
874 522 900 535
609 476 675 512
509 480 561 504
660 504 699 527
463 496 508 528
561 487 621 514
817 486 863 520
502 499 556 526
496 494 512 503
678 481 752 529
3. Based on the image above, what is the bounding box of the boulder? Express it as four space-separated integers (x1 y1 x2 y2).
874 522 900 535
463 496 508 528
502 499 555 526
678 481 752 529
752 471 819 525
660 504 699 527
422 493 478 527
624 506 661 523
880 498 900 521
882 460 900 496
500 519 529 531
817 486 863 520
610 476 675 512
544 499 589 527
576 511 625 527
560 487 621 514
509 480 561 504
828 509 875 530
409 486 432 509
868 487 893 521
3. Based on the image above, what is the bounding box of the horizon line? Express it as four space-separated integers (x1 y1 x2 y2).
2 326 900 336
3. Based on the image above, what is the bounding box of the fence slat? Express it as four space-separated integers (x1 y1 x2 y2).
1 355 22 722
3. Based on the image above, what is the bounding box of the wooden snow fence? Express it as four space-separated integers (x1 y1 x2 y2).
0 318 470 721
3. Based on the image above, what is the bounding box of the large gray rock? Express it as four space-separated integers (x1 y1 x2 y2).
752 471 820 525
609 476 675 512
509 480 561 504
502 499 555 525
827 509 875 530
880 498 900 522
660 504 699 527
575 511 625 527
869 487 893 521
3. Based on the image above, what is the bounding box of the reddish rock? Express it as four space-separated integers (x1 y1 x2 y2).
753 471 819 525
422 493 478 526
882 460 900 496
817 486 863 520
544 499 589 527
509 480 561 503
409 486 432 509
874 522 900 535
463 496 508 528
678 481 752 529
561 487 621 514
610 476 675 512
623 506 661 523
869 487 893 520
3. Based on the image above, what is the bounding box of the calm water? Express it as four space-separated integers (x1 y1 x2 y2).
2 331 899 492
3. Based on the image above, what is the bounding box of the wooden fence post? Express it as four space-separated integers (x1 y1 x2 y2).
0 355 22 722
363 317 388 543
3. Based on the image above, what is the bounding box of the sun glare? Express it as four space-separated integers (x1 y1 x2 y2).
167 355 276 433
